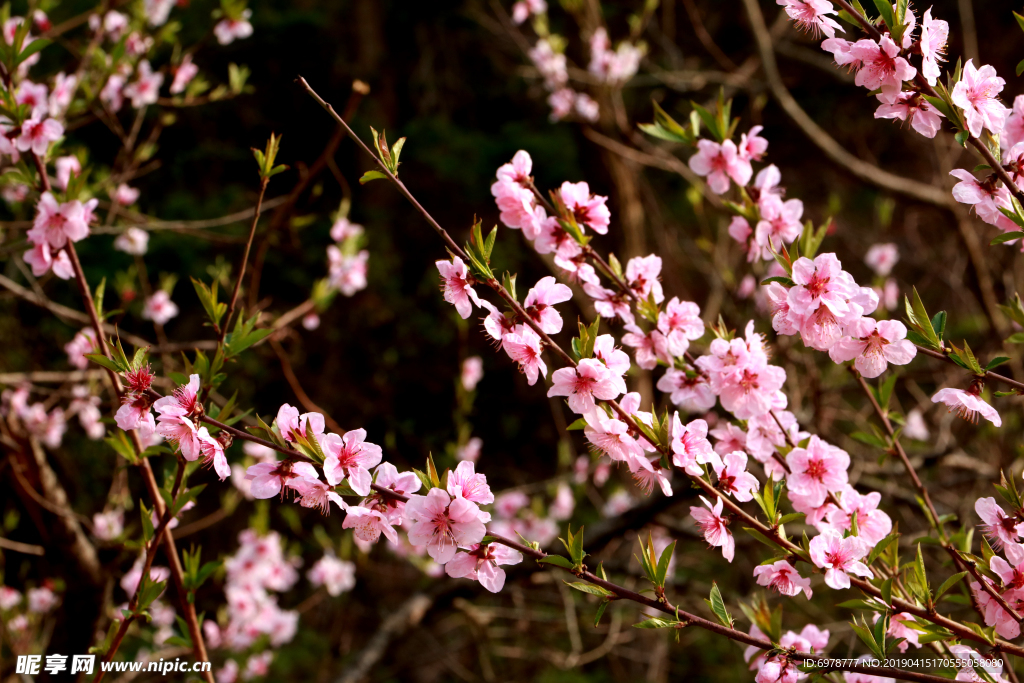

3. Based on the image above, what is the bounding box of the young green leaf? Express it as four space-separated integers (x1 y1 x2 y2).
704 582 733 628
538 555 575 570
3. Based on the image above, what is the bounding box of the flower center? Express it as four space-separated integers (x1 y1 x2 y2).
804 457 828 482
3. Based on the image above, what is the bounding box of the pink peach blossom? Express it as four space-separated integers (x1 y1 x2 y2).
932 387 1001 427
975 497 1024 551
753 559 812 598
447 460 494 506
952 59 1008 138
28 192 89 249
322 428 383 496
445 543 523 592
670 414 719 476
435 256 479 319
559 181 610 234
405 488 487 564
850 36 916 104
712 451 759 502
502 327 547 385
777 0 841 39
687 139 752 194
786 435 849 508
828 318 916 378
621 324 670 370
656 368 716 413
690 495 734 562
919 8 948 85
523 276 571 333
875 91 944 138
547 358 622 414
657 297 704 357
809 528 873 589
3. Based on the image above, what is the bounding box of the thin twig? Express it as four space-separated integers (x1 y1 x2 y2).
219 177 269 344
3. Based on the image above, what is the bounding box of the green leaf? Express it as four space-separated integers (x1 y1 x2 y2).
633 617 680 629
190 277 226 329
912 543 930 600
1016 11 1024 34
1007 332 1024 344
992 230 1024 246
689 101 721 141
16 37 49 65
564 581 613 597
1017 58 1024 78
426 453 441 489
742 527 778 549
594 601 609 627
880 577 893 607
656 541 676 585
390 137 406 169
760 276 796 287
877 373 898 411
907 287 940 349
482 225 498 262
85 353 125 374
105 431 139 464
963 621 997 646
140 501 155 543
570 525 586 565
538 555 575 570
777 512 805 525
868 531 900 565
930 311 947 343
704 582 733 628
836 599 887 612
850 618 881 658
639 102 697 144
851 431 888 449
955 130 970 147
870 0 895 27
986 356 1011 371
359 170 387 185
935 571 968 601
411 468 433 492
566 417 587 431
225 328 272 357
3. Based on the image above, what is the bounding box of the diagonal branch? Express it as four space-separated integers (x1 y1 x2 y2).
288 76 1024 658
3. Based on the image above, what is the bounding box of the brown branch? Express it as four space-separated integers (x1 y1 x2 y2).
37 187 213 678
0 536 44 555
915 344 1024 392
96 459 187 682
